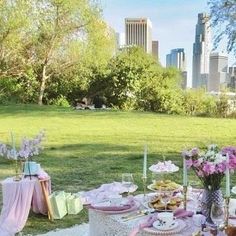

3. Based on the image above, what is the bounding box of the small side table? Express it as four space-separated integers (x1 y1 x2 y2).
39 178 54 221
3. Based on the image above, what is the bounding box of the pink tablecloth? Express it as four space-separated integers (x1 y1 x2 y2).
0 176 50 236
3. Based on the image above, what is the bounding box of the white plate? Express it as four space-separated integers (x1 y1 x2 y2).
149 166 179 174
153 220 179 231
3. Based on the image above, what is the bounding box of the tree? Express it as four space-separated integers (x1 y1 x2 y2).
208 0 236 55
93 46 184 113
0 0 32 78
105 47 158 108
0 0 115 105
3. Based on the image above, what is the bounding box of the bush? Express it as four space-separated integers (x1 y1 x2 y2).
216 93 230 118
50 96 70 107
182 89 217 116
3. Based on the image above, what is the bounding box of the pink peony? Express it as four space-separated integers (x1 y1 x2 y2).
215 163 226 173
202 162 215 176
186 159 193 168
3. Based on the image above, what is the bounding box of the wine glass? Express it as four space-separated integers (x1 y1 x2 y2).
122 173 134 195
210 203 225 230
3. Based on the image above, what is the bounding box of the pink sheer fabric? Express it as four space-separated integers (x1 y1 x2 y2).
0 175 50 235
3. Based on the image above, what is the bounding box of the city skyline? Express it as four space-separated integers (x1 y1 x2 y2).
101 0 234 88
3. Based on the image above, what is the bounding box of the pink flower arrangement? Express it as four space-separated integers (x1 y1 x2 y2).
182 144 236 190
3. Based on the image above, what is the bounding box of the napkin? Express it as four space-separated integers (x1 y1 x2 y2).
129 214 159 236
90 197 136 212
174 209 194 218
82 182 128 205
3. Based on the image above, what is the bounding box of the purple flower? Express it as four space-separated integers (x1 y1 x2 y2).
202 162 215 176
197 169 204 177
186 159 193 168
215 163 226 173
192 159 201 168
191 148 199 157
0 131 45 160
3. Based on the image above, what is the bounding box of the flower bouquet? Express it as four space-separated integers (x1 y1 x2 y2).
182 144 236 222
0 131 45 180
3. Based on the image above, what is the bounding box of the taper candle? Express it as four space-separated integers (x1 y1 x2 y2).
143 145 147 178
10 131 16 159
183 158 187 186
226 153 230 197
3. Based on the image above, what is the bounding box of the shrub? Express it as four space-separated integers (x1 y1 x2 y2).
50 96 70 107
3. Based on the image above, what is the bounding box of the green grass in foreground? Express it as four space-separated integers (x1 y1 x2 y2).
0 104 235 235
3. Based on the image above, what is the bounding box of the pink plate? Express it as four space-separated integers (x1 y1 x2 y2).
90 200 140 214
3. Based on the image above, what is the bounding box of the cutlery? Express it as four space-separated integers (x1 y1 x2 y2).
122 209 156 221
122 212 147 221
121 210 145 219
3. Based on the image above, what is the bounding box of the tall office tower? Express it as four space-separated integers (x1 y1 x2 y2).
208 53 228 92
166 48 187 89
125 18 152 53
166 48 186 71
152 40 159 61
228 64 236 90
115 32 125 50
192 13 211 88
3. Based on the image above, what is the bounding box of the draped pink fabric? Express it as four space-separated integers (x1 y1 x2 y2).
0 175 50 235
32 179 51 215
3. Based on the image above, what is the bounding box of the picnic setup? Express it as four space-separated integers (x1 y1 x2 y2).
0 133 236 236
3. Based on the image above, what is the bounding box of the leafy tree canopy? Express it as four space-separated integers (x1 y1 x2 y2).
208 0 236 55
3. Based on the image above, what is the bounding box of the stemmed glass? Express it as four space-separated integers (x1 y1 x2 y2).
122 173 134 195
210 203 225 232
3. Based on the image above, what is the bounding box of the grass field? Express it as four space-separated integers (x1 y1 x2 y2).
0 105 235 235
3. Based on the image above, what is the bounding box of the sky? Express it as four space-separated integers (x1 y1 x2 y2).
100 0 234 87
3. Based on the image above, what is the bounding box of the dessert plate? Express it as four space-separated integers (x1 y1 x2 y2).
147 184 182 192
144 219 186 235
153 220 179 231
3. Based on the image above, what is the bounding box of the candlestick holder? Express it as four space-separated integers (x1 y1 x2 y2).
224 196 230 227
217 196 231 232
183 185 187 210
142 176 147 200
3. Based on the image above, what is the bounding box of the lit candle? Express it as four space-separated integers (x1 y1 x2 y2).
183 158 188 186
10 131 16 159
143 145 147 178
226 153 230 197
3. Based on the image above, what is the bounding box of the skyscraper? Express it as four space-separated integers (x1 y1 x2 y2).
228 64 236 90
125 18 152 54
192 13 211 88
115 32 125 50
152 40 159 61
166 48 186 71
208 53 228 92
166 48 187 89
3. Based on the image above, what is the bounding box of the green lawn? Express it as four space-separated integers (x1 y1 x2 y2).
0 105 235 235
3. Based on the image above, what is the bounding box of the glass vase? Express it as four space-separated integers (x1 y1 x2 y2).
201 189 223 224
13 159 22 181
